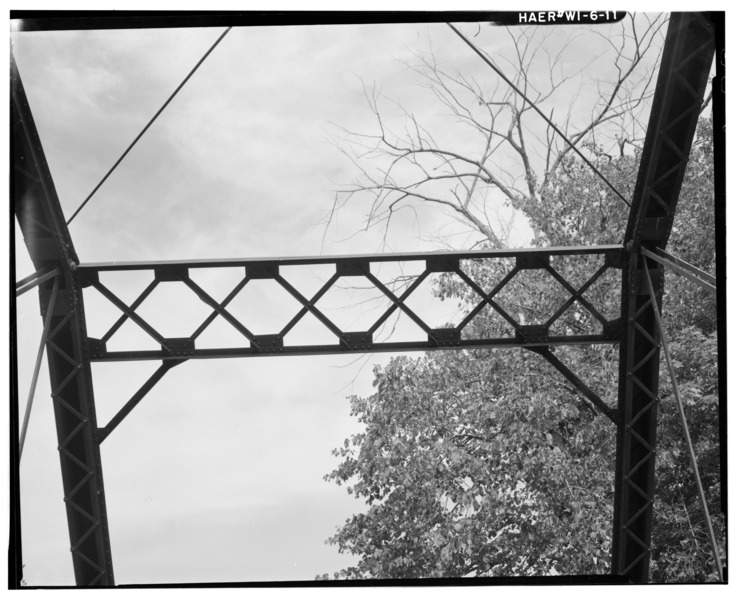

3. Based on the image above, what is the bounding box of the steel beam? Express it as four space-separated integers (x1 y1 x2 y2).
534 348 619 424
80 244 623 271
16 265 62 296
12 11 721 586
96 361 184 444
12 57 115 586
19 276 60 458
76 246 623 362
612 12 716 582
641 247 716 295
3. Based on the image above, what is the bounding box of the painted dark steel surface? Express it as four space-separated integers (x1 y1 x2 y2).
641 246 716 295
12 58 115 586
16 265 61 296
12 11 720 587
642 256 723 580
80 244 622 270
612 12 716 582
78 247 622 362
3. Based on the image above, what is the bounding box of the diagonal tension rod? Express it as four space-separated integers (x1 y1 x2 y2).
642 255 724 581
447 23 631 209
19 275 60 458
16 266 61 297
66 27 232 225
641 246 716 296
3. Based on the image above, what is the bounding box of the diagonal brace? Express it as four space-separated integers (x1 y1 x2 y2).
19 274 60 458
90 278 170 350
367 271 429 336
280 272 341 337
16 265 61 296
365 271 438 342
274 273 347 341
96 359 185 444
181 276 259 346
535 348 619 425
545 263 611 329
101 279 158 343
454 267 523 333
545 264 610 327
641 246 716 296
642 255 723 581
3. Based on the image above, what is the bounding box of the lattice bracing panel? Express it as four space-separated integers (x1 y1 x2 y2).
12 11 720 588
78 247 623 362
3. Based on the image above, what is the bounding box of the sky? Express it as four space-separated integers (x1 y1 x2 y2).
7 8 731 589
11 18 517 587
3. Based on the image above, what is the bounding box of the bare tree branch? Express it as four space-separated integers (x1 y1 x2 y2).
324 14 669 250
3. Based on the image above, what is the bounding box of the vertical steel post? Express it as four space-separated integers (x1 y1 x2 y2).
612 253 663 581
11 12 719 585
12 56 115 586
612 12 716 581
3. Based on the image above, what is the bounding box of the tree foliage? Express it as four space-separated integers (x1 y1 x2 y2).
320 114 721 580
320 18 722 582
326 15 666 249
648 116 723 582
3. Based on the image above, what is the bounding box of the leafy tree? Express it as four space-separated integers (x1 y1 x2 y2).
647 116 724 582
320 16 721 581
326 15 666 250
320 116 721 580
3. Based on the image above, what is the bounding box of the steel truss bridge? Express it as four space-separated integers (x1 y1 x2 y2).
11 12 723 586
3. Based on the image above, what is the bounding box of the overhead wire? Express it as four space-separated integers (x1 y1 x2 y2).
66 26 232 225
447 23 632 209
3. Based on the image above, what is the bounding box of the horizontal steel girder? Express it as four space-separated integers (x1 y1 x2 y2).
77 246 623 362
12 11 720 587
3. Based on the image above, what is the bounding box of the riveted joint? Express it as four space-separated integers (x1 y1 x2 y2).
342 332 373 349
252 335 283 353
429 328 461 347
516 325 549 343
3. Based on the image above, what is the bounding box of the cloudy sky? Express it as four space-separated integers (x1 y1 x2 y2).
11 17 511 586
10 10 714 587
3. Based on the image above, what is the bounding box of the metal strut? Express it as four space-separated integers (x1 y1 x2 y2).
535 348 619 425
13 54 115 586
96 361 185 444
12 11 721 587
16 266 61 297
612 12 716 582
77 246 623 363
641 247 716 296
19 274 60 458
642 256 723 581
